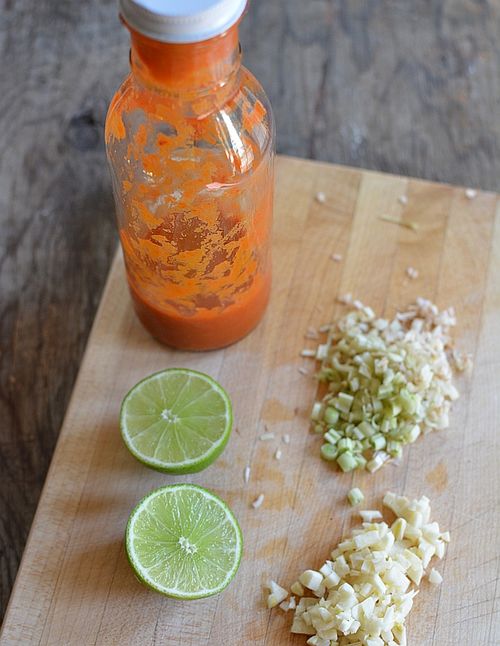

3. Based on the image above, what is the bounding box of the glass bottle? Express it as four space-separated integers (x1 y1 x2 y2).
105 0 275 350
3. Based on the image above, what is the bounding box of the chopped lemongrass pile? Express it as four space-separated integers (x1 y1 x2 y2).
307 298 469 473
266 492 449 646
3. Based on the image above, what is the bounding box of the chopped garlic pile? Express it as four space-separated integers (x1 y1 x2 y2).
310 298 470 472
266 493 449 646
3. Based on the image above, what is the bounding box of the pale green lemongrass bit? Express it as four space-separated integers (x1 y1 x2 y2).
355 454 367 469
311 402 324 422
386 440 403 458
352 426 364 440
371 434 386 451
358 421 375 437
405 424 421 443
320 443 338 462
317 368 335 382
379 214 419 231
324 406 339 426
332 356 352 373
344 423 355 437
337 392 354 413
388 400 403 416
324 429 341 445
316 344 329 360
377 384 393 399
347 487 365 507
337 451 358 472
398 388 417 414
381 418 391 433
337 437 355 453
352 439 364 452
383 368 395 385
348 410 364 423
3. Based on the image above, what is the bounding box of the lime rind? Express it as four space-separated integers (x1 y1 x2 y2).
125 484 243 599
120 368 233 474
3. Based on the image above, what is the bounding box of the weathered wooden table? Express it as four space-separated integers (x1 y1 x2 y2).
1 0 500 622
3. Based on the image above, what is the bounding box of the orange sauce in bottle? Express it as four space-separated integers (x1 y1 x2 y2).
105 18 275 350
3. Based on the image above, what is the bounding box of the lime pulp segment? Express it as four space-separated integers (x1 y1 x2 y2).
126 484 243 599
120 368 232 473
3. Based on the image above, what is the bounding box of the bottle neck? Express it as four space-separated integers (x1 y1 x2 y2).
129 26 241 112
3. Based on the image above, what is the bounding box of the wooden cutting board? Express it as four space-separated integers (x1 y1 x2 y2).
2 156 499 645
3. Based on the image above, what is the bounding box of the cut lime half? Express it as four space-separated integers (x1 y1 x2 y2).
120 368 232 474
126 484 243 599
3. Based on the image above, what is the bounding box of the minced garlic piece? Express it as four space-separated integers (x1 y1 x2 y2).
428 568 443 585
252 494 264 509
280 595 297 611
265 579 289 608
299 570 324 592
359 509 383 522
291 580 305 596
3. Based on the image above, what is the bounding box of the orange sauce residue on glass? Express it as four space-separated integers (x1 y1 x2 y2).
106 26 274 350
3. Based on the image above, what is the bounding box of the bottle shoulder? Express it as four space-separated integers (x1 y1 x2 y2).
105 68 274 178
106 67 272 113
236 66 275 134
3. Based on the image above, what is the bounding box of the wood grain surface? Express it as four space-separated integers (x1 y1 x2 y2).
2 0 500 624
1 156 499 644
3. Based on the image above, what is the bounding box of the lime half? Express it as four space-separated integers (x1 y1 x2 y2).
126 484 243 599
120 368 232 474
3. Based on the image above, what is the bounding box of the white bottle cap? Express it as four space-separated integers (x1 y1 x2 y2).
119 0 247 44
